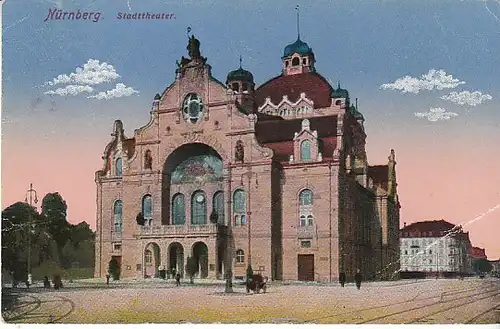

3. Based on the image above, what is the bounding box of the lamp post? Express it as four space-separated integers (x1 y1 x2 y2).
25 183 38 282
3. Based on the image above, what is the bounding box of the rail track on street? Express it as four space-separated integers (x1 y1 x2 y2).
302 281 496 324
3 292 75 323
356 285 499 324
465 302 500 323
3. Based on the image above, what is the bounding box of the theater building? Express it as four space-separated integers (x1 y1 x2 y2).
94 32 401 282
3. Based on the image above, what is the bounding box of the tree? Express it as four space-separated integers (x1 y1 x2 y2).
246 264 253 279
42 193 71 265
2 202 49 279
473 259 493 274
136 212 145 226
185 256 198 284
69 222 95 249
108 258 120 280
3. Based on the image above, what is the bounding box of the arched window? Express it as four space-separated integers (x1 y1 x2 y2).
172 193 185 225
115 157 123 177
113 200 123 232
213 191 224 224
236 249 245 263
299 189 313 206
242 83 248 91
302 58 307 65
233 189 246 226
142 195 152 226
145 250 153 264
292 57 300 66
300 140 311 161
300 215 306 227
307 215 313 226
285 60 290 67
232 82 239 92
191 191 207 225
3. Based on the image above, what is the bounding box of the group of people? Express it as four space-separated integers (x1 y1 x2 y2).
339 269 363 290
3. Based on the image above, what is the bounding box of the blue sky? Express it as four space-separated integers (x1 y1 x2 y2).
2 0 500 257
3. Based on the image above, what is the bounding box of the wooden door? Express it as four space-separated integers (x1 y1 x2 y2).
298 254 314 281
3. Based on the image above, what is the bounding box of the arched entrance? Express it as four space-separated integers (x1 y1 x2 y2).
168 242 184 278
192 242 209 279
144 242 161 278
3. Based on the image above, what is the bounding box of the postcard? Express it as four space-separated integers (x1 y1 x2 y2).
1 0 499 325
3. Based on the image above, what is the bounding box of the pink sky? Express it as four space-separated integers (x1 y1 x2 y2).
2 118 499 260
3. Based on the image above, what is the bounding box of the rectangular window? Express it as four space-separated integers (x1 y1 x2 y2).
301 240 312 248
113 244 122 251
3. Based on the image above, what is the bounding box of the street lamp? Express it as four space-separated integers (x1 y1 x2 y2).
25 183 38 284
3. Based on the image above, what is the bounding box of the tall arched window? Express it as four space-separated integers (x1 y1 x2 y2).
300 140 311 161
233 189 246 226
113 200 123 232
299 189 313 206
172 193 185 225
115 157 123 177
142 195 152 226
213 191 224 224
191 191 207 225
292 57 300 66
299 189 313 227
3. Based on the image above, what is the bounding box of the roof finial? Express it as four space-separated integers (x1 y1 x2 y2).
337 81 341 89
295 4 300 40
356 98 358 108
187 27 192 38
239 55 242 69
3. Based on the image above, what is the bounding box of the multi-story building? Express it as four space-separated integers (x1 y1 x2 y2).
400 220 472 277
94 31 401 282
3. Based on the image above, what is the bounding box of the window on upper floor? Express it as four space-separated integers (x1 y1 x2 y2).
142 195 153 226
212 191 224 225
292 57 300 66
233 189 246 226
191 190 207 225
172 193 185 225
299 189 313 206
300 140 312 161
113 200 123 232
115 157 123 177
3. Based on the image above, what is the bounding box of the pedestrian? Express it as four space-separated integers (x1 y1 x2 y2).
354 269 362 290
175 273 181 286
339 272 346 287
43 276 51 289
106 273 110 285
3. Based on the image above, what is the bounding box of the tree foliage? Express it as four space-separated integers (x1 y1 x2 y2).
108 258 120 280
41 193 71 264
136 212 145 226
472 258 493 273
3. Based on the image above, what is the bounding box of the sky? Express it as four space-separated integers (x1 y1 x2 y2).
1 0 499 259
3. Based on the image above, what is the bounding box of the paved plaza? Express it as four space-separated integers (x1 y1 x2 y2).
2 277 499 324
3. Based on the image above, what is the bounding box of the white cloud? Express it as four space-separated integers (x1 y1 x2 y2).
414 108 459 122
380 69 465 94
46 59 120 86
44 85 94 96
88 83 138 100
440 90 492 106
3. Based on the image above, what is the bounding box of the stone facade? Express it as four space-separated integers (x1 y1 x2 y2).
94 34 400 282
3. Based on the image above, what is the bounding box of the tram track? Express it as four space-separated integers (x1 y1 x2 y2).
357 287 499 324
301 282 493 323
465 302 500 323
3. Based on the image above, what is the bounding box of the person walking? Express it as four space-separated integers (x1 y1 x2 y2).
175 273 181 286
339 272 346 287
106 273 110 285
354 269 362 290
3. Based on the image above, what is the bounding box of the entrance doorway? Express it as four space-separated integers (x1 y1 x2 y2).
298 254 314 281
168 242 184 277
144 243 161 278
192 242 209 278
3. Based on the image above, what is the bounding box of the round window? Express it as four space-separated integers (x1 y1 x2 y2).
182 93 204 124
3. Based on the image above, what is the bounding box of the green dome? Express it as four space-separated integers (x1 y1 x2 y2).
154 93 161 100
226 67 254 85
332 83 349 99
283 38 314 57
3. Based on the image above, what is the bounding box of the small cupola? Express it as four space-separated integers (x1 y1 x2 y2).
349 98 365 123
282 6 316 76
226 56 255 94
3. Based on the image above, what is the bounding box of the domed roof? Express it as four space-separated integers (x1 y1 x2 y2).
331 83 349 99
226 67 254 84
283 38 314 58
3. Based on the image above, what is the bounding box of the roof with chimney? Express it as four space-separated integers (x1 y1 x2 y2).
400 219 463 238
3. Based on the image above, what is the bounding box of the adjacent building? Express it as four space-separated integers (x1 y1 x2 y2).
400 220 472 278
94 31 401 282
